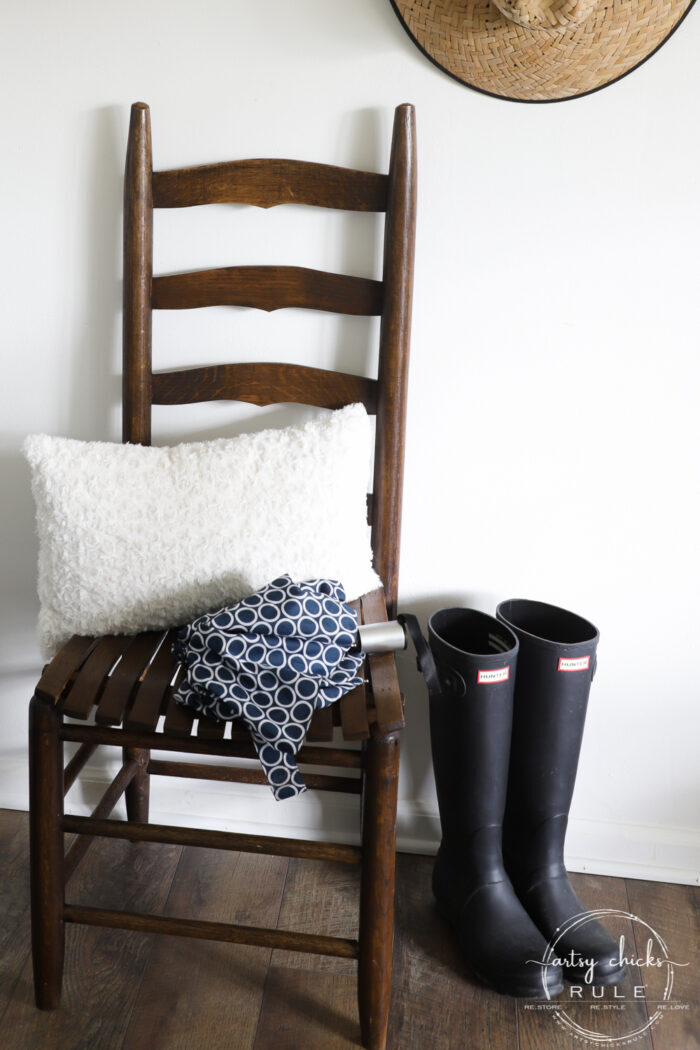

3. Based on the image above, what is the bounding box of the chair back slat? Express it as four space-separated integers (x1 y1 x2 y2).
152 363 378 412
151 266 383 315
152 159 388 211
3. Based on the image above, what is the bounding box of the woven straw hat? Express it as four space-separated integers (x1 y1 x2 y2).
389 0 696 102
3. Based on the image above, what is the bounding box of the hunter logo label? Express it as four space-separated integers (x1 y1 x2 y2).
477 667 510 684
558 656 590 673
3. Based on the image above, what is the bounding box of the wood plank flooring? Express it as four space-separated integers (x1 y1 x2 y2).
1 809 697 1050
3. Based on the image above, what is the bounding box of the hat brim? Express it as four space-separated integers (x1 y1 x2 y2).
389 0 697 103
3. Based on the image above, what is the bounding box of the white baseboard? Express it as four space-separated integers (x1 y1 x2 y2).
2 755 698 886
394 798 700 887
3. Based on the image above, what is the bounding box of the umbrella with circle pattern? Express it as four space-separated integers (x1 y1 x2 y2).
172 575 364 799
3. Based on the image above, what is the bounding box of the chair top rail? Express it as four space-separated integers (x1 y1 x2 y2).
152 158 388 212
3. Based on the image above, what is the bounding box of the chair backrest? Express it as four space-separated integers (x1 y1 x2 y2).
122 102 416 618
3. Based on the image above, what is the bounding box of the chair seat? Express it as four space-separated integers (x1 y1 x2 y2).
36 589 405 759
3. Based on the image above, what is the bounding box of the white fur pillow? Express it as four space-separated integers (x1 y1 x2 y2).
24 404 380 657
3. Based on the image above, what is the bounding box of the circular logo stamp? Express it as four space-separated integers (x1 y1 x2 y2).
523 908 690 1046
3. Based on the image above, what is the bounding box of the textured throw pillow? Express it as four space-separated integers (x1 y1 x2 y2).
24 403 380 657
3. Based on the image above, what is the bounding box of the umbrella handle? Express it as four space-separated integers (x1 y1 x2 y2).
356 614 442 700
356 619 408 654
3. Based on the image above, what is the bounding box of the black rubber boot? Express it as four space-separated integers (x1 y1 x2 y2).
496 599 625 987
408 608 563 998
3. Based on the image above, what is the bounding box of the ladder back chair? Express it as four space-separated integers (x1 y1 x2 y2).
29 100 416 1050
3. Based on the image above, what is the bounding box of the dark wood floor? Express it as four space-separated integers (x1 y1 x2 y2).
1 808 698 1049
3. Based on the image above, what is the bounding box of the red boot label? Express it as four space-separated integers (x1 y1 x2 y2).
557 656 590 672
477 667 510 684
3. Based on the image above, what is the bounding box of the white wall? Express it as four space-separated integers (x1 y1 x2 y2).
2 0 698 884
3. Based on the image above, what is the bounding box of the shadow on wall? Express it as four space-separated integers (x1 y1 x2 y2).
335 104 386 276
68 103 124 442
0 106 124 676
0 452 41 602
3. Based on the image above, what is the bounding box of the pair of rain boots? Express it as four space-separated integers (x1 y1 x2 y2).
407 598 625 998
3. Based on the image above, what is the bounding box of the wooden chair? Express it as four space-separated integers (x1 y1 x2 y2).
29 101 415 1050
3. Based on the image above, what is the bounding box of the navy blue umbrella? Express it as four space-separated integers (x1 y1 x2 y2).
173 575 364 799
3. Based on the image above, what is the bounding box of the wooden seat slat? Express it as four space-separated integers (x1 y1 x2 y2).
95 632 164 726
126 630 180 731
60 637 133 720
196 715 227 740
307 705 334 742
229 721 251 744
162 688 195 738
36 635 97 705
338 683 370 742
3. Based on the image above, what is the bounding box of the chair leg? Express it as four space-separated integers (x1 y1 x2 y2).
358 730 400 1050
29 693 65 1009
123 747 150 822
